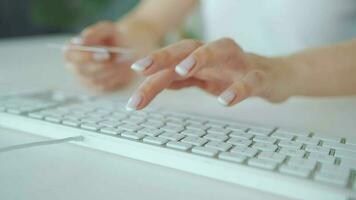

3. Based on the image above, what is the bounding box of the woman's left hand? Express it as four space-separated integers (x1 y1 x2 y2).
126 38 295 110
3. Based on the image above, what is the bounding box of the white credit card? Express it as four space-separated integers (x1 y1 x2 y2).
47 43 134 54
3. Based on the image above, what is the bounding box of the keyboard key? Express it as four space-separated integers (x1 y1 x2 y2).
6 108 24 114
166 141 192 151
287 158 317 170
319 164 351 175
271 132 294 140
140 121 164 129
44 116 62 123
218 152 247 163
226 124 248 131
258 151 286 163
181 136 208 146
205 141 232 151
207 127 231 135
278 147 306 158
192 146 218 157
248 158 278 170
98 120 121 128
253 142 278 152
229 131 254 140
305 145 331 155
278 140 303 149
313 135 342 143
279 165 311 178
62 119 81 127
100 127 124 135
166 121 184 127
323 142 356 152
203 133 228 142
339 158 356 169
186 118 207 125
186 124 209 131
166 115 186 122
80 123 101 131
137 128 164 137
253 135 277 144
308 153 335 164
226 138 252 147
159 132 185 141
160 125 184 133
121 118 145 125
143 136 168 145
314 171 349 187
181 129 206 137
118 124 143 132
230 146 258 157
121 131 145 140
334 149 356 160
65 114 85 121
296 136 320 145
275 129 310 137
248 127 274 136
28 112 45 119
207 121 227 129
81 117 102 124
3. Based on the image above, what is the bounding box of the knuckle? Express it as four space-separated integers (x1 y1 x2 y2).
194 46 213 63
180 39 203 48
220 37 235 44
150 50 170 63
219 37 241 50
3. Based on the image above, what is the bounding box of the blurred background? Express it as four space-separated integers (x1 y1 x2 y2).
0 0 139 38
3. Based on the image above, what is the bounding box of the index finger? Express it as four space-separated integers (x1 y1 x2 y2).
126 69 179 111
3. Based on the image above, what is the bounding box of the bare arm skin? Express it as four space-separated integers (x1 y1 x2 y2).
285 39 356 97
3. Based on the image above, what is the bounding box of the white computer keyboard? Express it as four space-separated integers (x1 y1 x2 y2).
0 90 355 200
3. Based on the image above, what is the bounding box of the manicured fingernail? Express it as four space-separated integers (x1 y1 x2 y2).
218 90 236 106
126 93 142 111
131 57 152 72
71 36 83 45
93 50 110 61
175 56 196 76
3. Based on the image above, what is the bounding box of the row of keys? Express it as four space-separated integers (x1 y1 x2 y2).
4 96 355 190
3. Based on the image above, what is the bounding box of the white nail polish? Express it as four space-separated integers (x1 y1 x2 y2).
131 57 152 72
175 56 196 76
71 36 83 45
126 93 142 111
218 90 236 106
93 51 110 61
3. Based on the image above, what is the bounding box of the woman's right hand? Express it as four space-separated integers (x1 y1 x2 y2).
64 20 159 92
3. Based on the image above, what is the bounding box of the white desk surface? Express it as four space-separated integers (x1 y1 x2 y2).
0 35 355 200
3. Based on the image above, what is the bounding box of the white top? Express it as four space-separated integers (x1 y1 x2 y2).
201 0 356 56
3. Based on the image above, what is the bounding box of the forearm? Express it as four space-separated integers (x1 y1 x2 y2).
284 39 356 97
118 0 198 42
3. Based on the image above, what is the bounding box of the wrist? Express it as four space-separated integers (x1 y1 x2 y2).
247 53 298 102
116 17 162 43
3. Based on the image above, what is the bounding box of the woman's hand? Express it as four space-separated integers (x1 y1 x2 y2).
64 20 159 92
126 38 295 110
